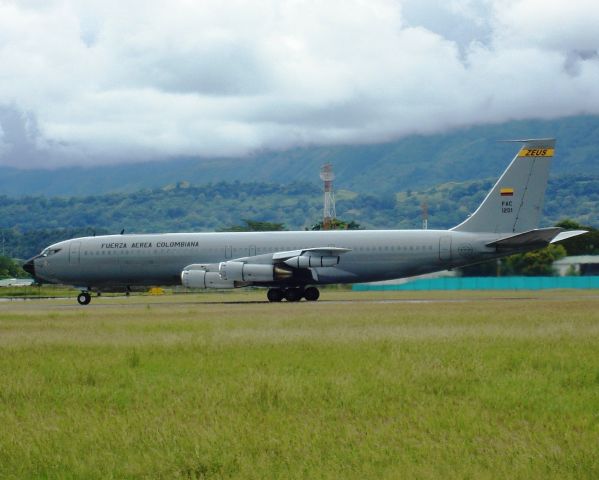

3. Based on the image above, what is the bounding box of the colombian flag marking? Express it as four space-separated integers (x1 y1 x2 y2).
500 188 514 196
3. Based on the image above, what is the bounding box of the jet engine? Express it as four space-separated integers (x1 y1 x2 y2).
181 268 235 289
283 254 339 268
219 261 292 282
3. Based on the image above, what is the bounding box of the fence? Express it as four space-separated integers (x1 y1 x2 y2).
352 276 599 291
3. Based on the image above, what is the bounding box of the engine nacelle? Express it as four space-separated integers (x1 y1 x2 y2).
181 269 235 289
283 255 339 268
219 261 292 282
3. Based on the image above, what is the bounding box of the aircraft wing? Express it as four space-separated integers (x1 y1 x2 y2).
213 246 353 284
272 247 352 262
224 246 352 271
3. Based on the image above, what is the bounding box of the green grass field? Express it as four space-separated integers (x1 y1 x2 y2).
1 290 598 479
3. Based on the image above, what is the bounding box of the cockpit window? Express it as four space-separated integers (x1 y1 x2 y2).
41 248 62 257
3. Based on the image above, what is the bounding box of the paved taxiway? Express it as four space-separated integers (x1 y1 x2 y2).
2 292 598 311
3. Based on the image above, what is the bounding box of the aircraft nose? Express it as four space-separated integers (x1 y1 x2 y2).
23 257 36 277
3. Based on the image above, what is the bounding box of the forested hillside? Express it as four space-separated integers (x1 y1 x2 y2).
1 115 599 196
1 174 596 259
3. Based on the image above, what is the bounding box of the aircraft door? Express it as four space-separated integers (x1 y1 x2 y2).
439 236 452 261
69 241 81 265
249 245 256 256
225 245 233 259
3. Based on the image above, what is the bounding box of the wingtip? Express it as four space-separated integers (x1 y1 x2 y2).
550 230 589 243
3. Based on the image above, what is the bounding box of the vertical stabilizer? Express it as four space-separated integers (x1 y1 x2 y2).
452 139 554 233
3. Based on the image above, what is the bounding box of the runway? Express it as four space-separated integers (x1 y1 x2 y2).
1 291 597 310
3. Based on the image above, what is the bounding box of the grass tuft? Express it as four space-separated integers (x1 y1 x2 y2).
127 349 140 368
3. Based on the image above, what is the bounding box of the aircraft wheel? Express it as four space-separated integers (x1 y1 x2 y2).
284 288 303 302
304 286 320 301
77 292 91 305
267 288 283 302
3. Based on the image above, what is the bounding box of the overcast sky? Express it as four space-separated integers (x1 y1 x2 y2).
1 0 598 168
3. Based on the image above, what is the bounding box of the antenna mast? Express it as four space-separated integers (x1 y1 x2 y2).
320 163 336 230
421 201 428 230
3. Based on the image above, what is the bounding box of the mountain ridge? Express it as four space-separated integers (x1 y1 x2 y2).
1 115 598 197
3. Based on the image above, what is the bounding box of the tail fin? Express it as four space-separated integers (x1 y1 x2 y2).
452 138 554 233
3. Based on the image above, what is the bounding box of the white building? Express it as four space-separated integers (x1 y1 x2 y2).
0 278 34 287
553 256 599 276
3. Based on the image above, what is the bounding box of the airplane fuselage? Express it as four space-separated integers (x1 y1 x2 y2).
31 229 501 289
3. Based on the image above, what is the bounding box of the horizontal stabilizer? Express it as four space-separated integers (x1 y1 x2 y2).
486 227 563 249
550 230 588 243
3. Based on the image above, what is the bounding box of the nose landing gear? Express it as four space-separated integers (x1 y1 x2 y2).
77 291 91 305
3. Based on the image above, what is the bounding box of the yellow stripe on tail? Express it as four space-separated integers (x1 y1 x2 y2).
518 148 554 157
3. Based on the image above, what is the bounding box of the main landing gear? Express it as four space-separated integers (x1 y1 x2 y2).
77 291 91 305
267 286 320 302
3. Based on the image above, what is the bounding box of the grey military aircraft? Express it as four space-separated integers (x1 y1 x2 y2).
23 138 586 305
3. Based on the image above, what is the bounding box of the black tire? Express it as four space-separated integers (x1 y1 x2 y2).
267 288 283 302
77 292 91 305
284 288 302 302
304 286 320 301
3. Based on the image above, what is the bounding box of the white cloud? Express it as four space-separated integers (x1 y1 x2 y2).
492 0 599 51
0 0 598 167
